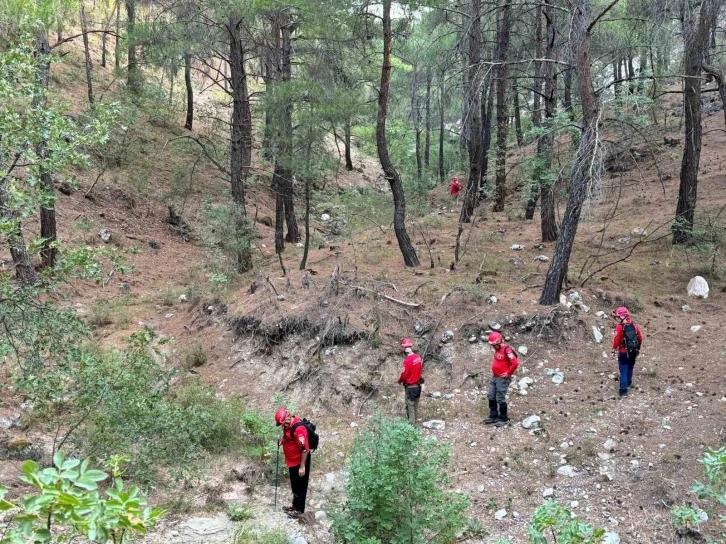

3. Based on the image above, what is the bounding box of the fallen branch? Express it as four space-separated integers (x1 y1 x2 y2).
349 284 421 308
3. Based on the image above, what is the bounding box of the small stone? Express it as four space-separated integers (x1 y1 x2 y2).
350 422 358 428
315 511 328 522
486 295 498 305
603 438 617 450
521 415 542 430
510 244 524 250
494 509 507 521
99 228 111 243
119 282 131 294
535 255 549 262
165 313 174 319
423 420 445 430
543 488 554 498
477 485 485 493
630 460 640 468
697 510 708 523
682 304 691 313
469 335 478 343
431 391 442 399
441 330 454 343
690 325 702 333
321 213 331 222
325 473 336 483
518 377 534 390
592 326 604 344
510 258 524 266
489 322 502 331
687 276 709 298
443 394 453 400
276 294 286 301
557 465 578 477
632 227 647 237
290 537 308 544
179 294 188 302
598 453 612 460
560 442 569 450
599 466 614 481
296 242 304 248
596 311 606 318
571 500 579 508
517 345 528 356
617 237 631 244
603 532 621 544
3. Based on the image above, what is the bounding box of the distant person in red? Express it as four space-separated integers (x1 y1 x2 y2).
482 331 519 427
449 175 464 199
275 408 311 518
398 338 423 426
611 306 643 398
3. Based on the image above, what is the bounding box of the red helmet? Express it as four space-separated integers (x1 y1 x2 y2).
452 175 459 182
613 306 630 319
488 331 503 345
274 408 290 426
401 338 414 349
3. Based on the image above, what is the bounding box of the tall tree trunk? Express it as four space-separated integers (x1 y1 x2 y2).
125 0 141 93
540 0 598 304
0 180 36 285
279 20 299 244
33 32 57 269
184 52 194 130
168 65 174 104
460 0 483 223
377 0 419 267
532 5 543 129
539 0 558 242
673 0 717 244
411 69 422 181
702 64 726 127
563 65 573 117
480 72 495 195
627 54 635 94
228 16 253 272
79 0 94 106
344 119 354 170
438 70 446 183
424 70 431 168
493 0 512 213
513 81 523 146
614 56 621 97
114 0 120 69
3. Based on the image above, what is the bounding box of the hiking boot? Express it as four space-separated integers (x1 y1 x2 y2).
619 389 628 398
282 504 294 513
494 418 509 428
287 509 302 519
483 400 499 424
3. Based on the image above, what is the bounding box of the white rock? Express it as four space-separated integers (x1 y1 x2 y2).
682 304 691 313
521 415 542 430
469 335 478 343
518 377 534 390
632 227 647 237
598 453 612 461
350 422 358 428
423 420 445 430
494 509 507 521
592 326 604 344
431 391 442 399
547 369 564 385
630 460 640 468
568 291 582 303
617 237 631 244
179 294 188 302
315 511 328 522
603 532 621 544
321 213 331 222
571 500 579 508
690 325 702 333
697 510 709 523
599 466 614 481
486 295 498 305
477 485 485 493
535 255 550 262
517 345 529 356
325 473 336 483
443 394 453 400
603 438 617 450
296 242 303 248
687 276 709 298
543 488 554 498
290 537 308 544
276 294 286 301
99 228 112 243
596 311 606 318
557 465 578 477
441 330 454 343
510 244 524 250
489 322 502 330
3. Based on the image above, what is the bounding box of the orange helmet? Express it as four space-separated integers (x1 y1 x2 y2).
401 338 414 349
487 331 503 345
274 408 290 426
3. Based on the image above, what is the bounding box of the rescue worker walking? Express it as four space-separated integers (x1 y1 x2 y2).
449 175 463 199
611 306 643 397
398 338 423 426
275 408 311 519
483 331 519 427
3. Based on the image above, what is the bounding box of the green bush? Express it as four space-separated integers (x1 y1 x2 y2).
527 500 604 543
233 526 288 544
332 413 469 544
227 504 253 522
182 341 208 369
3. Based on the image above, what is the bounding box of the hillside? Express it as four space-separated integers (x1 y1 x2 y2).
2 28 726 544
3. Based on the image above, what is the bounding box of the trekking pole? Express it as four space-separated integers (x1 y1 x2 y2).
274 442 280 511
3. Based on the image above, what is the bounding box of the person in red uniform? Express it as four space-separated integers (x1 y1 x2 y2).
398 338 423 426
482 331 519 427
449 176 464 199
611 306 643 397
275 408 311 518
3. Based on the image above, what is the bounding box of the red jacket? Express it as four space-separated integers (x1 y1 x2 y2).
282 416 310 467
612 321 643 354
398 353 422 385
491 344 519 377
450 180 463 195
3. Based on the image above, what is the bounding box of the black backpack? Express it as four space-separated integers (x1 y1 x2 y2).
622 323 641 357
290 418 319 451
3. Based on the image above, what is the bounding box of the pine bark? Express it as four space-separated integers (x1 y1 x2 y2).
377 0 419 267
513 81 523 146
460 0 483 223
540 0 598 304
125 0 141 93
80 0 94 106
493 0 512 213
532 5 543 129
344 119 353 171
0 179 36 285
539 0 558 243
228 16 253 272
279 20 299 244
438 70 446 183
480 72 495 194
115 0 120 69
184 52 193 130
424 70 431 168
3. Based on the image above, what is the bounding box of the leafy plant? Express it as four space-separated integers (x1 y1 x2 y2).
676 447 726 541
227 504 253 522
332 413 469 544
0 451 162 544
527 500 605 544
182 340 208 369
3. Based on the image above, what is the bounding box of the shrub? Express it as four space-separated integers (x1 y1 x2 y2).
527 500 605 543
331 413 469 544
233 526 288 544
227 504 253 522
183 340 208 369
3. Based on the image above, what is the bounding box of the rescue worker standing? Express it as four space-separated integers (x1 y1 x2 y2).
398 338 423 426
449 175 464 199
483 331 519 427
275 408 311 518
611 306 643 397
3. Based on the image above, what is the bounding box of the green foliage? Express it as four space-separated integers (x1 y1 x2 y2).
232 525 289 544
527 500 605 544
677 447 726 541
227 504 253 522
332 413 469 544
182 340 208 369
0 452 162 544
671 505 703 532
199 202 255 278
